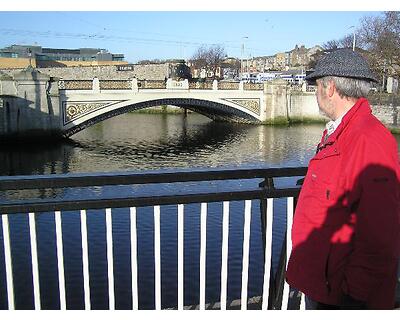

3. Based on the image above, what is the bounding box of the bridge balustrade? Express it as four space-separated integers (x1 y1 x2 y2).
189 81 214 90
217 82 240 90
243 83 264 91
57 79 274 92
58 80 93 90
139 80 166 89
99 80 132 90
0 167 307 310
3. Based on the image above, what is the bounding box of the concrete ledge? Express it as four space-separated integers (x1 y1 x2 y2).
165 295 263 310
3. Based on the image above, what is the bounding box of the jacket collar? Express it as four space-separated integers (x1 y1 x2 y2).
325 97 371 143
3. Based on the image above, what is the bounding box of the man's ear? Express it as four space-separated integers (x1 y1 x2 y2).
327 80 336 97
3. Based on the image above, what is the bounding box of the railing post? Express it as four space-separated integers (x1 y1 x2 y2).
212 80 218 90
92 77 100 93
199 203 207 310
54 211 66 310
281 197 294 309
80 210 91 310
271 240 287 309
130 207 138 310
131 78 139 93
259 177 275 251
105 208 115 310
220 201 230 310
154 206 161 310
1 214 15 310
240 200 252 310
28 212 41 310
259 178 275 309
177 204 184 310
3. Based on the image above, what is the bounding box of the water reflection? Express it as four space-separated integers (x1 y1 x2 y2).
71 113 325 172
0 113 328 176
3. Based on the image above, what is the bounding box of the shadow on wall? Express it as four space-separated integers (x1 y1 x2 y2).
0 68 62 143
0 96 62 143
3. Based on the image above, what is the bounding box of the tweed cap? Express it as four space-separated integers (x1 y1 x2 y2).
305 49 378 83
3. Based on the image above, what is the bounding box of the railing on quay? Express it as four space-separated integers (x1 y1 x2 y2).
0 166 307 310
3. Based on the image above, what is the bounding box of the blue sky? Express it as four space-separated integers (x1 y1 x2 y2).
0 8 391 63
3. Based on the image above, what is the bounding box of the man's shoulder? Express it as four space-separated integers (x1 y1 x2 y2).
348 110 391 138
341 111 398 156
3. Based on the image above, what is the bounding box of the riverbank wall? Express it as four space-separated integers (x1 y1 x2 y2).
263 80 400 132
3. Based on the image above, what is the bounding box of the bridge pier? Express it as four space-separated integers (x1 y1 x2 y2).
0 67 62 142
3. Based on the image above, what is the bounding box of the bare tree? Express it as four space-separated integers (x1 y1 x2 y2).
190 45 227 79
319 12 400 84
340 34 355 49
358 11 400 79
190 46 206 67
322 39 340 50
323 34 354 50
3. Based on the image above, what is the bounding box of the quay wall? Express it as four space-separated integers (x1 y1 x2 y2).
0 68 62 141
263 81 400 130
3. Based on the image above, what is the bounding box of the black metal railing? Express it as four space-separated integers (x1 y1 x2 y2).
0 166 307 310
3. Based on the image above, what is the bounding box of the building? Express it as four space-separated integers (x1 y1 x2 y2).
274 52 287 70
0 44 125 69
290 44 308 67
244 45 324 73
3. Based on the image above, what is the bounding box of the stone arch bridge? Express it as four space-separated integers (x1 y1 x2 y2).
0 68 323 140
60 78 267 137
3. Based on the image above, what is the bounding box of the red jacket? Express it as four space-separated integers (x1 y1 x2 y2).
286 98 400 309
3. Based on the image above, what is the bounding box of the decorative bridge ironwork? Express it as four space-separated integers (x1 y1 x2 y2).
59 79 267 137
0 166 307 310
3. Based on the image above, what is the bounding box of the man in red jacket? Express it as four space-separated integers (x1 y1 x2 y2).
285 49 400 309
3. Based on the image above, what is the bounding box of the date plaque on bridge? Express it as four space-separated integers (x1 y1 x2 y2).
117 65 134 71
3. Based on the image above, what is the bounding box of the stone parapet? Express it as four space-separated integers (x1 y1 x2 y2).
0 64 170 81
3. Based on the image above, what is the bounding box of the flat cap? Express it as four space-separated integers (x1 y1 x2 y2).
305 49 378 83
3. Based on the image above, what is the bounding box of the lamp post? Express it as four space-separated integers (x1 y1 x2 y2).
241 36 248 77
348 26 356 51
27 48 32 68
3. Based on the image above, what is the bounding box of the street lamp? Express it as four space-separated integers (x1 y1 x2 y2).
348 26 356 51
241 36 248 77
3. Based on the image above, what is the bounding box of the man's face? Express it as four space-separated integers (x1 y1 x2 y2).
316 79 334 120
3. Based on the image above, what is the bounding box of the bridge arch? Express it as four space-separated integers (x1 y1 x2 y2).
63 98 261 137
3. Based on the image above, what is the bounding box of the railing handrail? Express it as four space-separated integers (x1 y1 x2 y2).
0 166 307 214
0 188 302 215
0 166 307 191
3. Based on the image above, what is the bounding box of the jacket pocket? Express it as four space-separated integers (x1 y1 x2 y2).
302 167 349 225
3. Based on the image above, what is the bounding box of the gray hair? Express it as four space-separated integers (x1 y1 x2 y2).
319 76 372 99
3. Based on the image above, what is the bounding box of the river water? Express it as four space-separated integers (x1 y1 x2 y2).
0 113 399 310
